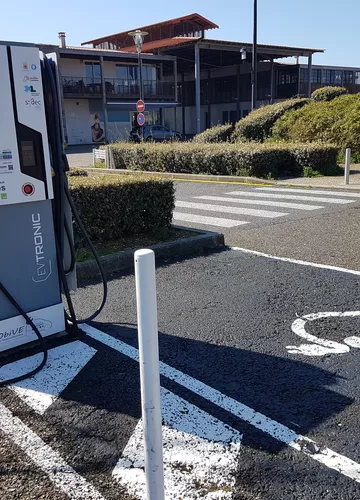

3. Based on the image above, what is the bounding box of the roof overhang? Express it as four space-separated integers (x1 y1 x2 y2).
82 13 218 47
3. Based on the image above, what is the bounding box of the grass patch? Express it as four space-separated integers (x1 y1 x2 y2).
75 227 195 262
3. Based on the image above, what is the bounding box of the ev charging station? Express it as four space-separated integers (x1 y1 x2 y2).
0 40 106 383
0 42 65 352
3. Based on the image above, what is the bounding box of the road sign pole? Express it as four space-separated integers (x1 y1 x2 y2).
134 249 165 500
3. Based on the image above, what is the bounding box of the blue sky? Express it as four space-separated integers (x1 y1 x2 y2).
2 0 358 66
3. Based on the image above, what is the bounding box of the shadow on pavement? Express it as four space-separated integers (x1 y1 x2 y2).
72 321 353 455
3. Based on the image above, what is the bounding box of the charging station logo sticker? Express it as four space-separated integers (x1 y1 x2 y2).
0 150 12 161
22 183 35 196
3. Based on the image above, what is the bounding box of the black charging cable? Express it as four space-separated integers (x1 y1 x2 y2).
0 282 48 387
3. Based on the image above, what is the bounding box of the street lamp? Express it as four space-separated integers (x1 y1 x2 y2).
251 0 258 111
128 29 149 102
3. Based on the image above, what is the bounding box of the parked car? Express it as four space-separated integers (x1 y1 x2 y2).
129 125 182 142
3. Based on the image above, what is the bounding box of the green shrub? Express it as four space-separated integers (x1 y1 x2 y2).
68 174 175 246
272 94 360 153
68 169 89 177
193 123 234 143
110 141 339 179
232 98 309 142
311 86 348 102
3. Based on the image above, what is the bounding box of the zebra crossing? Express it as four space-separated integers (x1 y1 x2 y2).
173 186 360 230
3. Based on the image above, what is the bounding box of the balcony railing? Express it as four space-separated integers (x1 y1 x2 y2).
62 77 176 100
104 79 175 100
62 77 103 96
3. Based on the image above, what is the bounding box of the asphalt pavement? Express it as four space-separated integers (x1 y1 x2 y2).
174 182 360 270
1 247 360 499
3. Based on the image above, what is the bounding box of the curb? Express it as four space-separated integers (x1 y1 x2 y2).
76 167 274 186
73 167 360 191
77 228 224 280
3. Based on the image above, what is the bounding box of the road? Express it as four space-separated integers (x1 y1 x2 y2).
1 182 360 499
174 182 360 270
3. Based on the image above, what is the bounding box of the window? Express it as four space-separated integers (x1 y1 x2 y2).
85 62 101 82
222 111 229 124
331 70 343 85
107 110 129 122
344 71 354 84
311 69 321 84
300 68 308 83
356 72 360 85
229 110 237 124
322 69 331 84
279 70 296 85
116 65 156 82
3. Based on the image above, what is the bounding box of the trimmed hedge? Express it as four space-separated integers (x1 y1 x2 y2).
193 123 234 143
110 142 339 179
272 93 360 152
68 174 175 246
311 86 348 102
232 98 309 142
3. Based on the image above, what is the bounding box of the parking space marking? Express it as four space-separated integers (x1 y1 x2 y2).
82 324 360 484
196 195 324 211
113 387 242 499
0 401 106 500
226 191 354 204
0 341 97 414
175 201 288 218
288 311 360 356
173 212 249 228
256 187 360 198
231 247 360 276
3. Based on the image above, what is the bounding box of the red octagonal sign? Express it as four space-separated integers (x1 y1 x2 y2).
136 100 145 113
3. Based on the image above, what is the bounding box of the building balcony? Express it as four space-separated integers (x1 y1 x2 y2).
62 77 103 97
104 79 176 101
61 77 176 101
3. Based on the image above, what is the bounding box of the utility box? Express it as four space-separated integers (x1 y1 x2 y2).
0 42 64 352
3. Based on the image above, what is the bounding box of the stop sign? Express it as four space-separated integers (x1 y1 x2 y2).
136 100 145 113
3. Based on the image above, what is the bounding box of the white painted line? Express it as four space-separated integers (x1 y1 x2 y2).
196 195 324 211
226 191 354 204
113 387 242 499
175 201 287 218
0 401 106 499
173 211 249 228
81 324 360 484
0 341 97 414
230 247 360 276
287 311 360 356
256 187 360 198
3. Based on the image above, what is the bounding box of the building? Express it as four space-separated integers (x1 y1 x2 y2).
39 35 178 145
39 13 360 145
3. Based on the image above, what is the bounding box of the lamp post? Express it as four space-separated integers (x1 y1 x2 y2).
251 0 258 111
128 29 148 138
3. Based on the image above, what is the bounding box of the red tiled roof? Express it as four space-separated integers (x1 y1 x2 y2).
81 13 218 46
121 37 200 53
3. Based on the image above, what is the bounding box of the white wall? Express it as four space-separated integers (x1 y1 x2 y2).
59 59 86 78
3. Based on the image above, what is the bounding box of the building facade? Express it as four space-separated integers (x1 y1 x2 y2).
41 13 360 145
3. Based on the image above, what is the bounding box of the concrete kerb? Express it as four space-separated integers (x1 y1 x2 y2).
74 167 274 186
72 167 360 191
77 227 224 280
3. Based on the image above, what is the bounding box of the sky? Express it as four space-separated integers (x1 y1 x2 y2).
2 0 358 67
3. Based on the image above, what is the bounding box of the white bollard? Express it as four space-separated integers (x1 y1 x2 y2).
344 147 351 185
134 249 165 500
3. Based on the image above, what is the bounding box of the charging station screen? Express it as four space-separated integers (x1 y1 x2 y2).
20 141 36 167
